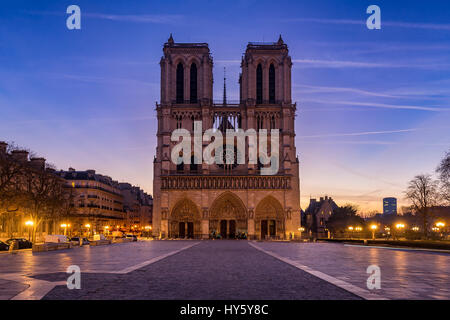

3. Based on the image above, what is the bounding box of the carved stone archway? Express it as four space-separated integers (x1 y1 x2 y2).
255 196 285 239
209 192 247 238
169 199 201 238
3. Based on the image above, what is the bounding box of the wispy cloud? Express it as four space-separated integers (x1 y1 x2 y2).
292 59 450 69
294 84 399 98
302 98 450 112
84 13 183 24
298 128 417 139
47 73 157 88
285 17 450 31
26 11 183 25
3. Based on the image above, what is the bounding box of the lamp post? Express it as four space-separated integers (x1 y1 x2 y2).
60 223 68 236
355 226 362 239
25 220 34 242
145 225 152 238
298 227 305 240
395 223 405 240
370 224 378 240
348 226 354 239
85 224 91 238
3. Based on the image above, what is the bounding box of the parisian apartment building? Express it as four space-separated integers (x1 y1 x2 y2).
0 141 153 240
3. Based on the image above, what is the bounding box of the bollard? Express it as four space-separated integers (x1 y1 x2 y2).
9 240 19 253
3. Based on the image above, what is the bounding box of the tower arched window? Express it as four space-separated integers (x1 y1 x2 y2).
269 63 275 103
190 63 197 103
176 63 184 103
256 64 263 104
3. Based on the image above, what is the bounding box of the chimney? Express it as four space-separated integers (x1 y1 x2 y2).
11 150 29 163
0 141 7 154
320 197 324 202
30 157 46 170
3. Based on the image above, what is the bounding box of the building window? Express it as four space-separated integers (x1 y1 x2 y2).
269 63 275 103
190 63 197 103
176 63 184 103
256 64 263 104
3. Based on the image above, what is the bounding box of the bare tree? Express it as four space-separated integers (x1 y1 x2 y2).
405 174 440 238
20 164 71 242
436 150 450 204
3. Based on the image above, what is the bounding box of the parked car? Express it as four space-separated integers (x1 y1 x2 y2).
0 241 10 251
70 237 90 245
6 238 32 249
126 234 137 242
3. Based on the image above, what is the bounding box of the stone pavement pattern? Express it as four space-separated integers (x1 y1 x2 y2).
39 241 360 300
1 240 449 300
251 242 450 300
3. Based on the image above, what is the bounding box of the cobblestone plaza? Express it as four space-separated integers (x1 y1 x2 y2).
1 240 449 300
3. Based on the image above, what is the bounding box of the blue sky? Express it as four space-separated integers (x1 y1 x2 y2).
1 0 450 212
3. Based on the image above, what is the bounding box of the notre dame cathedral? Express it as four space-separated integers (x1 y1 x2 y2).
152 35 301 240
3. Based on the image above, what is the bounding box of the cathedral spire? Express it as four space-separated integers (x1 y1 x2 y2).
277 34 284 45
223 67 227 106
168 33 174 45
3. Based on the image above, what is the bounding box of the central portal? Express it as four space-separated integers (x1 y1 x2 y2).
219 219 237 239
209 192 248 239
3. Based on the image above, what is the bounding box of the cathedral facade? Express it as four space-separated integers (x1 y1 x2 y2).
152 35 301 240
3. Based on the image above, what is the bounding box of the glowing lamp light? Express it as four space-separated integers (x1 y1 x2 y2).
436 222 445 228
298 227 305 232
370 224 378 230
60 224 67 228
85 224 91 228
348 226 354 231
25 220 34 226
145 225 152 230
412 227 419 231
355 227 362 231
395 223 405 229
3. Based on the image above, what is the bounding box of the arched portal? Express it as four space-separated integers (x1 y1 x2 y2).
169 198 201 238
209 192 247 239
255 196 285 239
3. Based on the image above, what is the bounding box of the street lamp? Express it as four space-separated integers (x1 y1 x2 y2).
370 224 377 240
436 222 445 228
85 223 91 237
25 220 34 242
348 226 354 239
60 223 68 236
145 225 152 238
395 223 405 240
